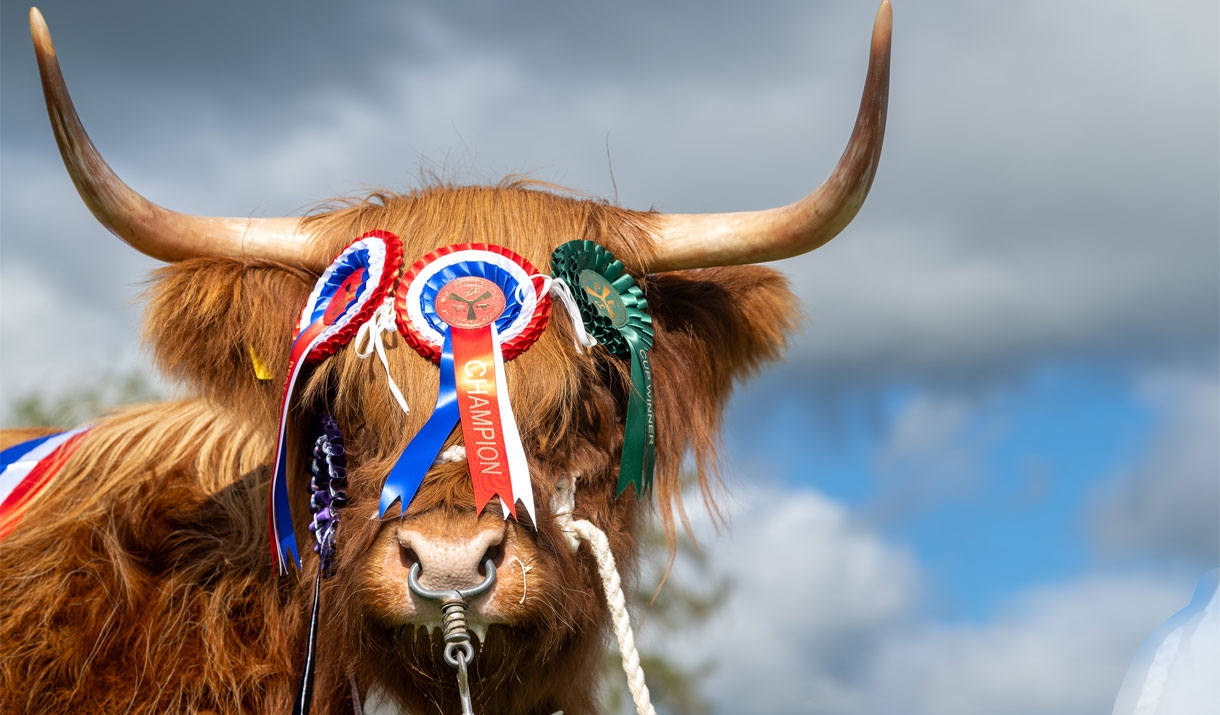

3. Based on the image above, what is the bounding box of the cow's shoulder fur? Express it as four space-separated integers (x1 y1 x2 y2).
0 399 299 713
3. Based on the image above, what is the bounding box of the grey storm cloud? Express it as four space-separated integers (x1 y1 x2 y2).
1 0 1216 408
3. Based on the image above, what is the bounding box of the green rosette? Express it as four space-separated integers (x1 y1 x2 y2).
550 240 655 497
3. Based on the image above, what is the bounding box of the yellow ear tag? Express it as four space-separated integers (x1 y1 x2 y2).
248 344 274 381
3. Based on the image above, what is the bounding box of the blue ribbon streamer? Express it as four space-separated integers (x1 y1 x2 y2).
274 429 300 568
273 319 332 570
379 331 460 516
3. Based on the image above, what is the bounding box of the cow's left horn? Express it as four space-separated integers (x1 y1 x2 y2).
29 8 314 266
646 0 891 272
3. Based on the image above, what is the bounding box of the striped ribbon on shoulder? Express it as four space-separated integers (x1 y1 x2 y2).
0 426 90 539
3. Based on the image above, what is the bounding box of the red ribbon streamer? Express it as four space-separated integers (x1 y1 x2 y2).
451 324 516 517
268 317 333 571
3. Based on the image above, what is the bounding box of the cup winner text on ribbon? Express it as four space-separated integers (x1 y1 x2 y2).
638 347 655 451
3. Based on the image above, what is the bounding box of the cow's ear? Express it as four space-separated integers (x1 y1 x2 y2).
143 258 314 422
643 265 800 531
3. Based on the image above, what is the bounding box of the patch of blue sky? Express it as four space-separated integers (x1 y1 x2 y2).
906 366 1155 621
725 363 1158 621
722 376 881 504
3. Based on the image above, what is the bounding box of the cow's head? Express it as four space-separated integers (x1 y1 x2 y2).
29 3 889 710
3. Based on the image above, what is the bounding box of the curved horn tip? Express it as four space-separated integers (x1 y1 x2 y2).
29 8 53 50
645 3 892 273
24 6 313 266
874 1 893 46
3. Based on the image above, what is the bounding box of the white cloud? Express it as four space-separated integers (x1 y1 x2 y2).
0 257 151 423
640 488 920 713
0 151 155 414
774 0 1218 384
860 576 1192 715
3 0 1215 405
871 394 989 518
638 487 1198 715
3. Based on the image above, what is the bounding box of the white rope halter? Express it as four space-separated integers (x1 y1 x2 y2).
552 473 656 715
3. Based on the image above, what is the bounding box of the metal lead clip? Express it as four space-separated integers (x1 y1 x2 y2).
407 559 497 715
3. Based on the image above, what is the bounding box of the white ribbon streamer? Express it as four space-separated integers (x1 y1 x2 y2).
490 322 536 523
539 275 598 352
355 298 410 415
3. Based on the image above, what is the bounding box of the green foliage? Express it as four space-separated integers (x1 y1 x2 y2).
6 370 161 428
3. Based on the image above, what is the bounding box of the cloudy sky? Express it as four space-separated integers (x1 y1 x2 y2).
1 0 1216 712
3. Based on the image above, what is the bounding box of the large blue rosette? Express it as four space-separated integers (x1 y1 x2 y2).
382 243 550 520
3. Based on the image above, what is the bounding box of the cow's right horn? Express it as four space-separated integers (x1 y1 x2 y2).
29 8 314 266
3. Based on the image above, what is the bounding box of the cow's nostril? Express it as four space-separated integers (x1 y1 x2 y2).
399 545 419 572
480 542 505 576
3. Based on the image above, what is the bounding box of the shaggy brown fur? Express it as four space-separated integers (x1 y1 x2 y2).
0 181 798 714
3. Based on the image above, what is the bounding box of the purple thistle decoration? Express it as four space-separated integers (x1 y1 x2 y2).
296 413 346 715
308 413 347 577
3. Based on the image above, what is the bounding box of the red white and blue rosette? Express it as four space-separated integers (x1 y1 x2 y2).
381 243 549 522
270 230 403 575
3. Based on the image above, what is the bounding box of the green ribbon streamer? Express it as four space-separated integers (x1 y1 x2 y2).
550 240 655 497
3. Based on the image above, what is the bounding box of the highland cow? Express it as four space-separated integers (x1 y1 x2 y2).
0 4 891 714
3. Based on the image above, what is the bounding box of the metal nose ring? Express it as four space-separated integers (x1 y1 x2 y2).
407 558 497 602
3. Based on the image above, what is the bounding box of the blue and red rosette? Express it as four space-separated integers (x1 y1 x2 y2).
270 230 403 575
381 243 550 522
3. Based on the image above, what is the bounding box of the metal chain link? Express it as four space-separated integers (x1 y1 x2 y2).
407 559 497 715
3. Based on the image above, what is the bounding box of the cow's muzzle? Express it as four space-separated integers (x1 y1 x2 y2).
395 523 504 593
